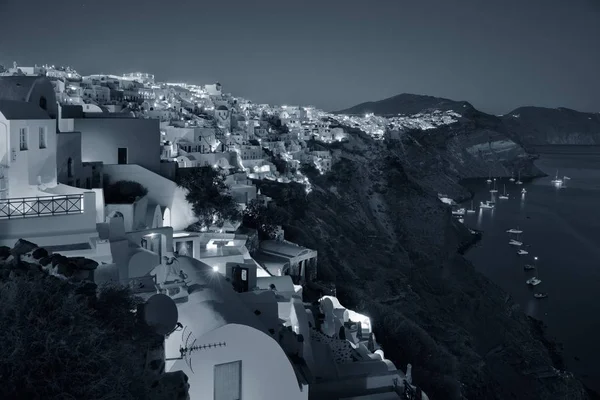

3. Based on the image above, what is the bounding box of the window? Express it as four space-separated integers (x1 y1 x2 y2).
38 127 46 149
214 361 241 400
39 96 47 111
19 128 28 150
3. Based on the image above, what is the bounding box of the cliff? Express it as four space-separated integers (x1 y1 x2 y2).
501 107 600 146
256 126 588 399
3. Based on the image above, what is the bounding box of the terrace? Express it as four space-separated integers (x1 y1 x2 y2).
0 193 84 219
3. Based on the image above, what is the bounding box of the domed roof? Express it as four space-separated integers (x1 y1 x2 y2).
216 105 229 111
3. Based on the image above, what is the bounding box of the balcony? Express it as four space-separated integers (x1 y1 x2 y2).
0 194 84 219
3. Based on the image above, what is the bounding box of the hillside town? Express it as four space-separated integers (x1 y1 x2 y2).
0 62 431 399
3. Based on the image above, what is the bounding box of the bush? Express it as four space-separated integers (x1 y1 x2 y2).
242 199 288 240
0 272 165 400
103 180 148 204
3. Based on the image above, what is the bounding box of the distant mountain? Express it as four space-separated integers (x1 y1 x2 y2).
337 94 600 146
501 106 600 145
334 93 475 116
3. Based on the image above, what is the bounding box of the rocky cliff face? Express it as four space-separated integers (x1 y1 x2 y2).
502 107 600 146
257 126 588 399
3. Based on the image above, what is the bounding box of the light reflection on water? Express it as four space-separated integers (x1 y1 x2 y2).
461 152 600 392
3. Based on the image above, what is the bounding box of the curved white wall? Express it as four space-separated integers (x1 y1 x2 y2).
170 323 307 400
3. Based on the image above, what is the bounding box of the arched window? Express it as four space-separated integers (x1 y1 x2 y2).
39 96 47 111
67 157 73 178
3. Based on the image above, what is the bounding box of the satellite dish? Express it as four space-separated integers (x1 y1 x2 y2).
143 293 179 335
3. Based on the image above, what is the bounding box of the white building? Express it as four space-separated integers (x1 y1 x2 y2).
123 72 155 85
0 77 99 248
204 83 222 96
165 257 309 400
60 105 162 176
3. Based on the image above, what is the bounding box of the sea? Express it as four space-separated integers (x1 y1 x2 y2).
461 145 600 392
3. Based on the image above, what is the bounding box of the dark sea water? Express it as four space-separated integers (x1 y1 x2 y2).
462 146 600 392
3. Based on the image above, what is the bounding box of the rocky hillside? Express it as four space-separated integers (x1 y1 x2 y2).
502 107 600 146
336 92 600 147
256 126 588 399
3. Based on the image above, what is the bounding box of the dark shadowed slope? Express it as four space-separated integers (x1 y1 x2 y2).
501 106 600 146
334 93 474 116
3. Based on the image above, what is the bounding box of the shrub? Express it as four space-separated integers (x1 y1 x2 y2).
0 272 165 400
103 180 148 204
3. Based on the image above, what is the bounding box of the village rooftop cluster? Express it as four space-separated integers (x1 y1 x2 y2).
0 62 429 400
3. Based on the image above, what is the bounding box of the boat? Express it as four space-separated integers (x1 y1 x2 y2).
486 171 492 184
526 277 542 286
490 179 498 193
452 208 466 216
480 201 494 209
509 172 515 182
516 171 523 185
524 264 536 270
466 200 476 213
551 169 563 185
521 188 527 194
509 231 523 246
562 176 571 187
507 227 523 234
534 292 548 299
517 249 529 255
499 184 509 200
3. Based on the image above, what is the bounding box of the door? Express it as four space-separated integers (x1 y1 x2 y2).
231 266 249 293
117 147 128 164
214 361 241 400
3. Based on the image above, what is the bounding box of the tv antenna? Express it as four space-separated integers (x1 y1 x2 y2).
142 293 179 336
164 325 227 374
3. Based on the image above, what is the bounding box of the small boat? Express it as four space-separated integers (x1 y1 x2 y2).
524 264 536 270
486 171 492 184
551 169 563 185
534 292 548 299
509 172 515 182
509 239 523 246
490 179 498 193
516 171 523 185
507 228 523 234
452 208 466 216
499 184 509 200
517 249 529 255
521 188 527 194
466 200 476 213
526 277 542 286
480 201 494 209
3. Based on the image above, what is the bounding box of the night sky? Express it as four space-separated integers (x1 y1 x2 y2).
1 0 598 114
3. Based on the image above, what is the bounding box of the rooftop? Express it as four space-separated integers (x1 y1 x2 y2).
0 100 50 120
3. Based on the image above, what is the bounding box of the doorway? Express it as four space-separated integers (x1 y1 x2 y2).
118 147 128 164
141 234 162 259
231 265 249 293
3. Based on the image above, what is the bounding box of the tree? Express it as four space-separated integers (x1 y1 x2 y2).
177 166 242 230
242 199 287 239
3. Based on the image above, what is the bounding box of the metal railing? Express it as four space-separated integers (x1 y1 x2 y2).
0 193 84 219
